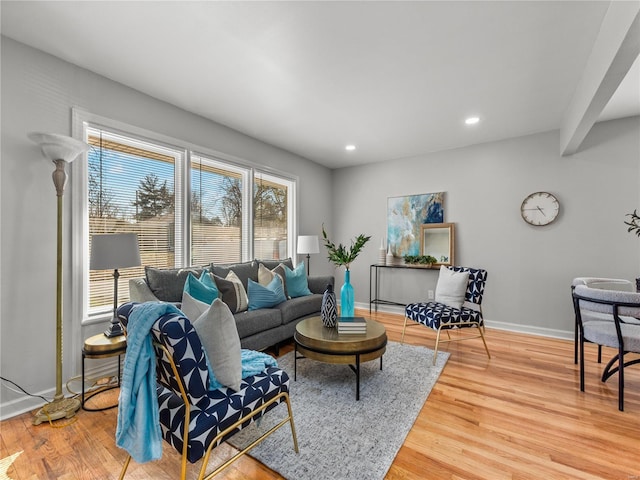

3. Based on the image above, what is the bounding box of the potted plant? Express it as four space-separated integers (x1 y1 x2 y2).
624 210 640 291
403 254 438 267
624 209 640 237
322 225 371 317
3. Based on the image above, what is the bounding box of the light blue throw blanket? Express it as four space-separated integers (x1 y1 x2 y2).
116 302 180 463
116 302 279 464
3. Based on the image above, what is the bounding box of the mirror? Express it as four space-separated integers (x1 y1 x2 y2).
420 223 455 266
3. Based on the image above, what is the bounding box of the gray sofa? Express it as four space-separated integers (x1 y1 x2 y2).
129 259 334 352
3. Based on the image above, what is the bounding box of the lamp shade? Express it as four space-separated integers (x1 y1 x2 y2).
28 132 90 163
297 235 319 254
90 233 141 270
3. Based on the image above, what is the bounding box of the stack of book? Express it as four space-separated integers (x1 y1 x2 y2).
337 317 367 334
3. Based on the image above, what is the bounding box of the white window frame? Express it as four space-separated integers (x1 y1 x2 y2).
71 108 298 337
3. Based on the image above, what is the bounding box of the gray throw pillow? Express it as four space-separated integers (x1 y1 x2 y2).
213 271 249 313
192 298 242 392
257 257 294 271
211 260 258 291
434 266 468 309
145 266 204 302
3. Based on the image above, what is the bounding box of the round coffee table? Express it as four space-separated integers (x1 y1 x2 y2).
294 316 387 400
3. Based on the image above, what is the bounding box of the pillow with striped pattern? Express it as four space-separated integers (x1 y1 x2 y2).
247 275 286 310
213 270 249 313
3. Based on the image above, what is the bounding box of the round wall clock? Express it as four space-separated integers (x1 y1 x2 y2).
520 191 560 226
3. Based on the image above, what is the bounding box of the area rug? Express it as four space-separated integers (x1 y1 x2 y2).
229 341 449 480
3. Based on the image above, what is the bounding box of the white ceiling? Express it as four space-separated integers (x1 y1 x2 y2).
1 1 638 169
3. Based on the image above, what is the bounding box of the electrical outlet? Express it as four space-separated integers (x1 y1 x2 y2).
428 290 434 300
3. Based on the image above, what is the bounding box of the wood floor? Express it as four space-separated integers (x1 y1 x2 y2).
2 308 639 479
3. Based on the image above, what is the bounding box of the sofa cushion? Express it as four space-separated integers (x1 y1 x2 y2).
233 308 283 339
435 266 468 308
276 294 323 325
248 277 286 311
145 265 204 302
181 291 210 322
257 258 294 271
192 298 242 392
258 262 289 298
211 260 258 291
183 271 219 305
283 263 312 298
213 271 249 313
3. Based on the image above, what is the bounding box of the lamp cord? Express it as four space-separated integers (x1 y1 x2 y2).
0 376 51 402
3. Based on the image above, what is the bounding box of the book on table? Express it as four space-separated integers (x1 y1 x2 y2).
337 317 367 333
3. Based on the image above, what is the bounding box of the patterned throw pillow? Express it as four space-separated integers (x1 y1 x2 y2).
213 270 249 313
283 262 312 298
192 298 242 391
247 276 287 310
257 262 289 298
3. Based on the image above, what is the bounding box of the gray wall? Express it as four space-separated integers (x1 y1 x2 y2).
0 37 332 418
331 117 640 336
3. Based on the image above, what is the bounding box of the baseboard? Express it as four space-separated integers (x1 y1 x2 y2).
0 360 121 421
355 301 573 341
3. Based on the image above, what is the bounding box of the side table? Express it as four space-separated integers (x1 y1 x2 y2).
82 333 127 411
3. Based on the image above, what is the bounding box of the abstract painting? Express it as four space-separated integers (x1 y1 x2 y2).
387 192 444 256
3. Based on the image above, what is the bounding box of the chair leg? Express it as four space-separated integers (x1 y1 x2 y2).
118 454 132 480
401 316 409 343
478 326 491 360
579 334 585 392
597 344 602 364
618 345 625 412
433 329 442 365
284 392 299 452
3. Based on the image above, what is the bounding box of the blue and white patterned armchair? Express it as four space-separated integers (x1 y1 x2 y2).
116 303 298 480
402 266 490 365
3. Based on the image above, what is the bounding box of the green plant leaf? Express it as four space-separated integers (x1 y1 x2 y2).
322 225 371 270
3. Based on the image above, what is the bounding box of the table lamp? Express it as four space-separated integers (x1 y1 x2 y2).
90 233 141 337
297 235 319 275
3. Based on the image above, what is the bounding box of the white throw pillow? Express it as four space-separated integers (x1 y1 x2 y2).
192 298 242 391
180 290 210 322
434 266 468 309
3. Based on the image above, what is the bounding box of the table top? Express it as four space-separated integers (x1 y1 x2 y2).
295 316 387 355
83 333 127 355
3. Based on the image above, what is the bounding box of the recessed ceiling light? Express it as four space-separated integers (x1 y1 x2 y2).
345 145 356 151
465 116 480 125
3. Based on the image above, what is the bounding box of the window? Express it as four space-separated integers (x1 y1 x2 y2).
76 114 297 323
86 128 183 315
190 154 247 266
254 172 293 261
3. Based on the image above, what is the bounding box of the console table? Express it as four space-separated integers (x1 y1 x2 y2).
369 263 438 313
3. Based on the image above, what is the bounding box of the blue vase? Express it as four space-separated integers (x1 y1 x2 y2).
341 270 355 317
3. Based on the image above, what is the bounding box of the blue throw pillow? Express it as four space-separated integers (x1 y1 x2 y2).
247 276 286 310
183 271 219 305
284 262 312 298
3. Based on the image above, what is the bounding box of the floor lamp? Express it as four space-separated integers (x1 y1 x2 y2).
29 132 90 425
297 235 319 275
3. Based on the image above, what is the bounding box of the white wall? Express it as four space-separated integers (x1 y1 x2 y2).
331 118 640 336
0 37 332 418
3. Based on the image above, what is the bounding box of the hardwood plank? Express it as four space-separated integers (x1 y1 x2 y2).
1 308 639 479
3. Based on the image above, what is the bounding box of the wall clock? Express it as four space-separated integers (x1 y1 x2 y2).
520 191 560 226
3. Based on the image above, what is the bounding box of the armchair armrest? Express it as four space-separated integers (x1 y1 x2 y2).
129 278 162 303
307 275 334 295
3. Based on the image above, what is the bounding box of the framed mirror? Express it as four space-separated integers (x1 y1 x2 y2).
420 222 455 266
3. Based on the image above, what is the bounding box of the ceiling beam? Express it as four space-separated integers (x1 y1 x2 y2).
560 1 640 156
